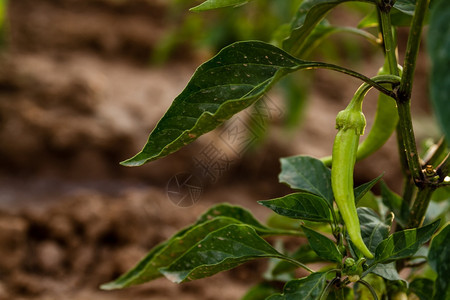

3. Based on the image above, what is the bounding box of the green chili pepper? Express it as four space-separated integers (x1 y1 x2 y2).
331 96 374 259
322 65 401 167
330 75 400 259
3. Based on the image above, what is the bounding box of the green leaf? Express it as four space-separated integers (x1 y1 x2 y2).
302 226 342 263
190 0 250 11
409 278 435 300
370 262 405 283
122 41 314 166
428 223 450 300
159 224 283 283
357 207 391 253
258 193 333 223
101 217 241 289
241 283 279 300
279 156 333 207
283 0 374 56
197 203 301 236
271 272 328 299
374 220 440 264
428 0 450 143
196 203 267 230
354 174 384 204
380 181 409 227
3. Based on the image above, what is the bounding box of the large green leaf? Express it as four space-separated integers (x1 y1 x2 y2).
196 203 301 236
428 0 450 143
258 193 333 223
101 217 241 289
122 41 315 166
279 156 333 207
374 220 440 264
349 207 391 266
370 262 405 283
190 0 251 11
283 0 373 56
268 272 328 300
428 223 450 300
159 224 285 283
302 226 342 263
196 203 268 230
358 207 391 253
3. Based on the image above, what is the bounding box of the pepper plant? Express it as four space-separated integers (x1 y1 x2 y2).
101 0 450 298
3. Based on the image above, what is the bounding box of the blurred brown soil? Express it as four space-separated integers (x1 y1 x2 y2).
0 0 434 299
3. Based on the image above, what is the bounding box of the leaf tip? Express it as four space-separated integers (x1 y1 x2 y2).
160 269 185 284
99 281 121 290
120 153 150 167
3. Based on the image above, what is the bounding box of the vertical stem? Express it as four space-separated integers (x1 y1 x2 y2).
378 8 399 76
407 186 435 228
398 0 430 101
397 101 424 186
396 0 430 187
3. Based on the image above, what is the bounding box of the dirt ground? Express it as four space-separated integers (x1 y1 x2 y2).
0 0 435 299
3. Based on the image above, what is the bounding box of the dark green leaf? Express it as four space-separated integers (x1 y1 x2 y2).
197 203 301 236
122 41 315 166
374 220 440 264
258 193 332 222
159 224 283 283
241 283 279 300
348 209 392 260
302 226 342 263
428 0 450 143
279 156 333 207
283 0 374 56
101 217 241 289
273 272 328 299
354 174 383 204
370 262 405 283
357 207 391 253
190 0 251 11
380 181 409 227
196 203 267 229
409 278 435 300
428 223 450 300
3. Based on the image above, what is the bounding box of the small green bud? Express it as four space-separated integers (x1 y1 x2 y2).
335 109 366 135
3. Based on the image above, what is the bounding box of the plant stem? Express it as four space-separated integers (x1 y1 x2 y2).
298 62 398 98
358 280 379 300
395 0 432 228
398 0 430 102
395 0 429 186
397 100 424 186
276 255 315 273
407 185 435 228
378 6 399 76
